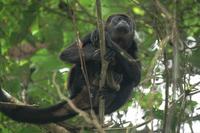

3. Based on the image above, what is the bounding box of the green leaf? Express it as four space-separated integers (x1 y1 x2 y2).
152 108 164 120
31 49 63 80
134 91 162 109
0 125 11 133
9 1 39 45
189 49 200 68
186 100 198 112
16 126 42 133
132 7 145 16
31 49 62 70
39 15 64 52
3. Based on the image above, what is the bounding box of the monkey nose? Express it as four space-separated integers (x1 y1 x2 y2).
117 20 129 29
119 20 127 25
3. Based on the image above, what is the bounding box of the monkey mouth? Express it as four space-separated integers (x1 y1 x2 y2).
115 26 129 33
115 22 130 33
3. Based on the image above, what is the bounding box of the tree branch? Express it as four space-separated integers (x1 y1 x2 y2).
52 72 105 133
96 0 108 125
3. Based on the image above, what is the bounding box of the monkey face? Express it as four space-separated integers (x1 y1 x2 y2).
106 14 135 50
106 14 134 35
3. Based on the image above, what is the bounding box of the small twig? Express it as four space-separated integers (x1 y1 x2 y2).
188 90 200 96
191 81 200 89
187 116 194 133
140 35 171 84
168 93 185 109
0 101 37 107
189 114 200 121
74 0 95 19
43 124 70 133
1 89 24 105
135 118 153 128
103 118 152 131
42 4 95 25
69 6 93 110
154 0 172 20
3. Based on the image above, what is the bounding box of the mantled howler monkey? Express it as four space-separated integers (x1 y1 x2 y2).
0 14 141 124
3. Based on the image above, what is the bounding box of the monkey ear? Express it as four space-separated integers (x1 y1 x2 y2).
106 15 114 23
106 14 129 22
90 30 98 42
90 30 99 47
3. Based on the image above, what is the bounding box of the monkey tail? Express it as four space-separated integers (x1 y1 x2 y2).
0 89 77 124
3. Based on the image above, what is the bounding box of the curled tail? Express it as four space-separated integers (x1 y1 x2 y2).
0 89 77 124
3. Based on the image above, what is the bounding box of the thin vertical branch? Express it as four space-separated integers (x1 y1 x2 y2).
163 49 169 133
70 6 93 111
153 0 181 132
172 0 179 101
96 0 108 125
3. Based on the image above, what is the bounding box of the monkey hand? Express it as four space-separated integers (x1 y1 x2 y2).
104 48 116 62
92 49 101 61
92 48 116 63
105 32 114 48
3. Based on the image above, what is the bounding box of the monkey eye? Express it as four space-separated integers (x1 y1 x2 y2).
118 17 122 21
118 17 129 23
111 19 119 24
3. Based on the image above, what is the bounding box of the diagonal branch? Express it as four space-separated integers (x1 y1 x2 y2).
52 72 105 133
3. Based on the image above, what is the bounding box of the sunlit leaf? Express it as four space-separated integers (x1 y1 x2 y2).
132 7 145 16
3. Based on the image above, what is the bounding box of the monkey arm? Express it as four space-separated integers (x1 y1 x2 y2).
60 33 100 64
117 54 141 86
60 43 100 64
106 36 141 85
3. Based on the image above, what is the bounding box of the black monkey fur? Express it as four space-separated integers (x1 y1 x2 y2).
0 14 141 124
